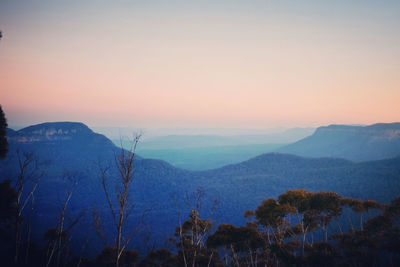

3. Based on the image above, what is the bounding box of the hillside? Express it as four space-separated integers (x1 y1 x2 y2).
278 122 400 161
1 122 193 256
1 122 400 256
199 153 400 213
136 143 284 170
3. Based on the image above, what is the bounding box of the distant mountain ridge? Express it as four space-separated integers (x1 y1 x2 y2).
278 122 400 161
115 127 314 170
135 127 315 150
135 143 284 171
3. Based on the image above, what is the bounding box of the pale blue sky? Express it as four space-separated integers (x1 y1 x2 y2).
1 1 399 129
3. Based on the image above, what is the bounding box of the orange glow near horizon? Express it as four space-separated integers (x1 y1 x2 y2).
1 1 399 129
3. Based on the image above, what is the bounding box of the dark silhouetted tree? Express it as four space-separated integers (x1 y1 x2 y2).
95 246 139 267
0 105 8 158
138 248 174 267
207 223 263 266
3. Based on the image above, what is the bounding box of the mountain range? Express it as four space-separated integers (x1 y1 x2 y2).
119 123 400 170
112 127 314 170
278 123 400 161
1 121 400 256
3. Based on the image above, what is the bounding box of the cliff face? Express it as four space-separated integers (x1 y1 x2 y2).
278 123 400 161
314 123 400 139
6 122 117 153
7 122 93 142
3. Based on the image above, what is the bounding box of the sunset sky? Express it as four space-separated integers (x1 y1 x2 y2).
1 0 399 130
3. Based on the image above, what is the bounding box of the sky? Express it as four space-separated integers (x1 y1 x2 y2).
1 0 399 130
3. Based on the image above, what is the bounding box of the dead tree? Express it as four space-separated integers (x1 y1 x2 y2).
14 150 44 264
45 172 83 267
96 134 141 267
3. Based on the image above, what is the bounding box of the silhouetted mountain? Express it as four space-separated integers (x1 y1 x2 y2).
278 122 400 161
1 122 399 257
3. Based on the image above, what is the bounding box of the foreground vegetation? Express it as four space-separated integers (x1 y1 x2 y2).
1 180 399 267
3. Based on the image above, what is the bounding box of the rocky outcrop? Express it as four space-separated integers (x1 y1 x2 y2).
7 122 114 147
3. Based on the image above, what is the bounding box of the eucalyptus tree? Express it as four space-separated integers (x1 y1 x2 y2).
278 189 315 256
13 151 44 264
306 191 342 242
207 223 263 267
95 135 142 267
172 189 219 267
45 172 84 267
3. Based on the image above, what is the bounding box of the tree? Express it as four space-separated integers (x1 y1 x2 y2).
95 134 141 267
172 188 220 267
95 246 139 267
0 105 8 159
207 223 263 267
306 191 342 242
278 189 315 257
254 198 296 245
45 172 84 267
332 197 400 266
252 198 298 266
13 151 44 264
138 248 174 267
